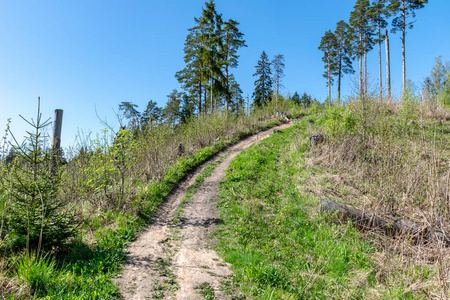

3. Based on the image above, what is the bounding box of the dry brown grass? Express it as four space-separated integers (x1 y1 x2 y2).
302 97 450 298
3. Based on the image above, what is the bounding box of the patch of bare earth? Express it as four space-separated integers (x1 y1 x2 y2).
115 122 292 300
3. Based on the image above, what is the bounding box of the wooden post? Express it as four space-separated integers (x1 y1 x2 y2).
51 109 63 173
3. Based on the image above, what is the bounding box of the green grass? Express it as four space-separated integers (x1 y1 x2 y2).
173 154 229 224
214 121 380 299
194 282 216 299
1 118 285 299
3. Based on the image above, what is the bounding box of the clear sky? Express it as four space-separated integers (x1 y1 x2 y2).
0 0 449 149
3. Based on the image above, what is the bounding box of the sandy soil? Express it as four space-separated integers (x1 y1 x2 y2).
116 122 292 300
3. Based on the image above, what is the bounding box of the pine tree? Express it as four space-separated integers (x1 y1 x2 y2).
221 19 247 112
119 101 141 129
252 51 272 108
368 0 390 98
179 93 196 124
163 89 182 127
271 54 285 104
349 0 375 98
334 21 354 102
390 0 428 91
319 30 339 106
141 100 163 127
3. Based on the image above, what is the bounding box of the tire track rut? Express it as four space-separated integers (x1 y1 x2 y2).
117 122 292 299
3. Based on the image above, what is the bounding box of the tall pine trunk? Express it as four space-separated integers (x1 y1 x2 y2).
338 44 342 103
364 28 367 96
385 29 391 101
401 0 406 91
378 27 383 99
210 74 213 112
225 64 229 112
359 30 363 99
198 74 202 115
328 52 331 107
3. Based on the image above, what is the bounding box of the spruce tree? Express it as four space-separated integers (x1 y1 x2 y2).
200 0 224 112
5 99 77 253
252 51 272 108
390 0 428 91
291 92 300 106
175 20 206 115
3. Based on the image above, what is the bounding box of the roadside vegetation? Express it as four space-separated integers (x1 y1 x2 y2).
0 98 303 299
214 83 450 298
1 0 448 298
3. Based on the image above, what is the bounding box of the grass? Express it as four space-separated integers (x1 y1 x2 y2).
194 282 216 300
173 154 230 224
213 114 445 299
214 122 377 299
0 103 297 298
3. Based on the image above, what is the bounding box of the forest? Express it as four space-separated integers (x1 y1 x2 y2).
2 0 450 299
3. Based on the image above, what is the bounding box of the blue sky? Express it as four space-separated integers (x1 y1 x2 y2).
0 0 449 149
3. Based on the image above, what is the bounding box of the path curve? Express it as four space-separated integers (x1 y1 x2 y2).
116 122 293 299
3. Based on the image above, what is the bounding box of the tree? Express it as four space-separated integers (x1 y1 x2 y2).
252 51 272 108
349 0 374 98
141 100 163 126
179 94 196 124
300 93 314 108
119 101 141 128
390 0 428 92
334 20 355 102
368 0 390 98
228 74 245 115
319 30 338 106
221 19 247 112
4 99 77 253
291 92 300 105
176 1 246 115
163 89 182 127
200 0 224 112
271 54 285 104
176 16 207 116
423 56 450 106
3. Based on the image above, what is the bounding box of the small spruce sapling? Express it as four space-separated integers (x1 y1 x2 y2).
5 98 77 253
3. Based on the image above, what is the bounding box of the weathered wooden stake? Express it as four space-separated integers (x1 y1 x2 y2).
51 109 63 173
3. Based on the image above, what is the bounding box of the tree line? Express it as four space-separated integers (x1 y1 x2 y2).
319 0 428 103
118 1 317 130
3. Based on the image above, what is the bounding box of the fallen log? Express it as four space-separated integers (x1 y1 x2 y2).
320 198 450 246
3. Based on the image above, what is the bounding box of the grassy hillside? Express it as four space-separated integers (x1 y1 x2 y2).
0 100 304 299
214 96 450 299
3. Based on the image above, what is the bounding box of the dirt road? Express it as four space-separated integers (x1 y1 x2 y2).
116 122 292 299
